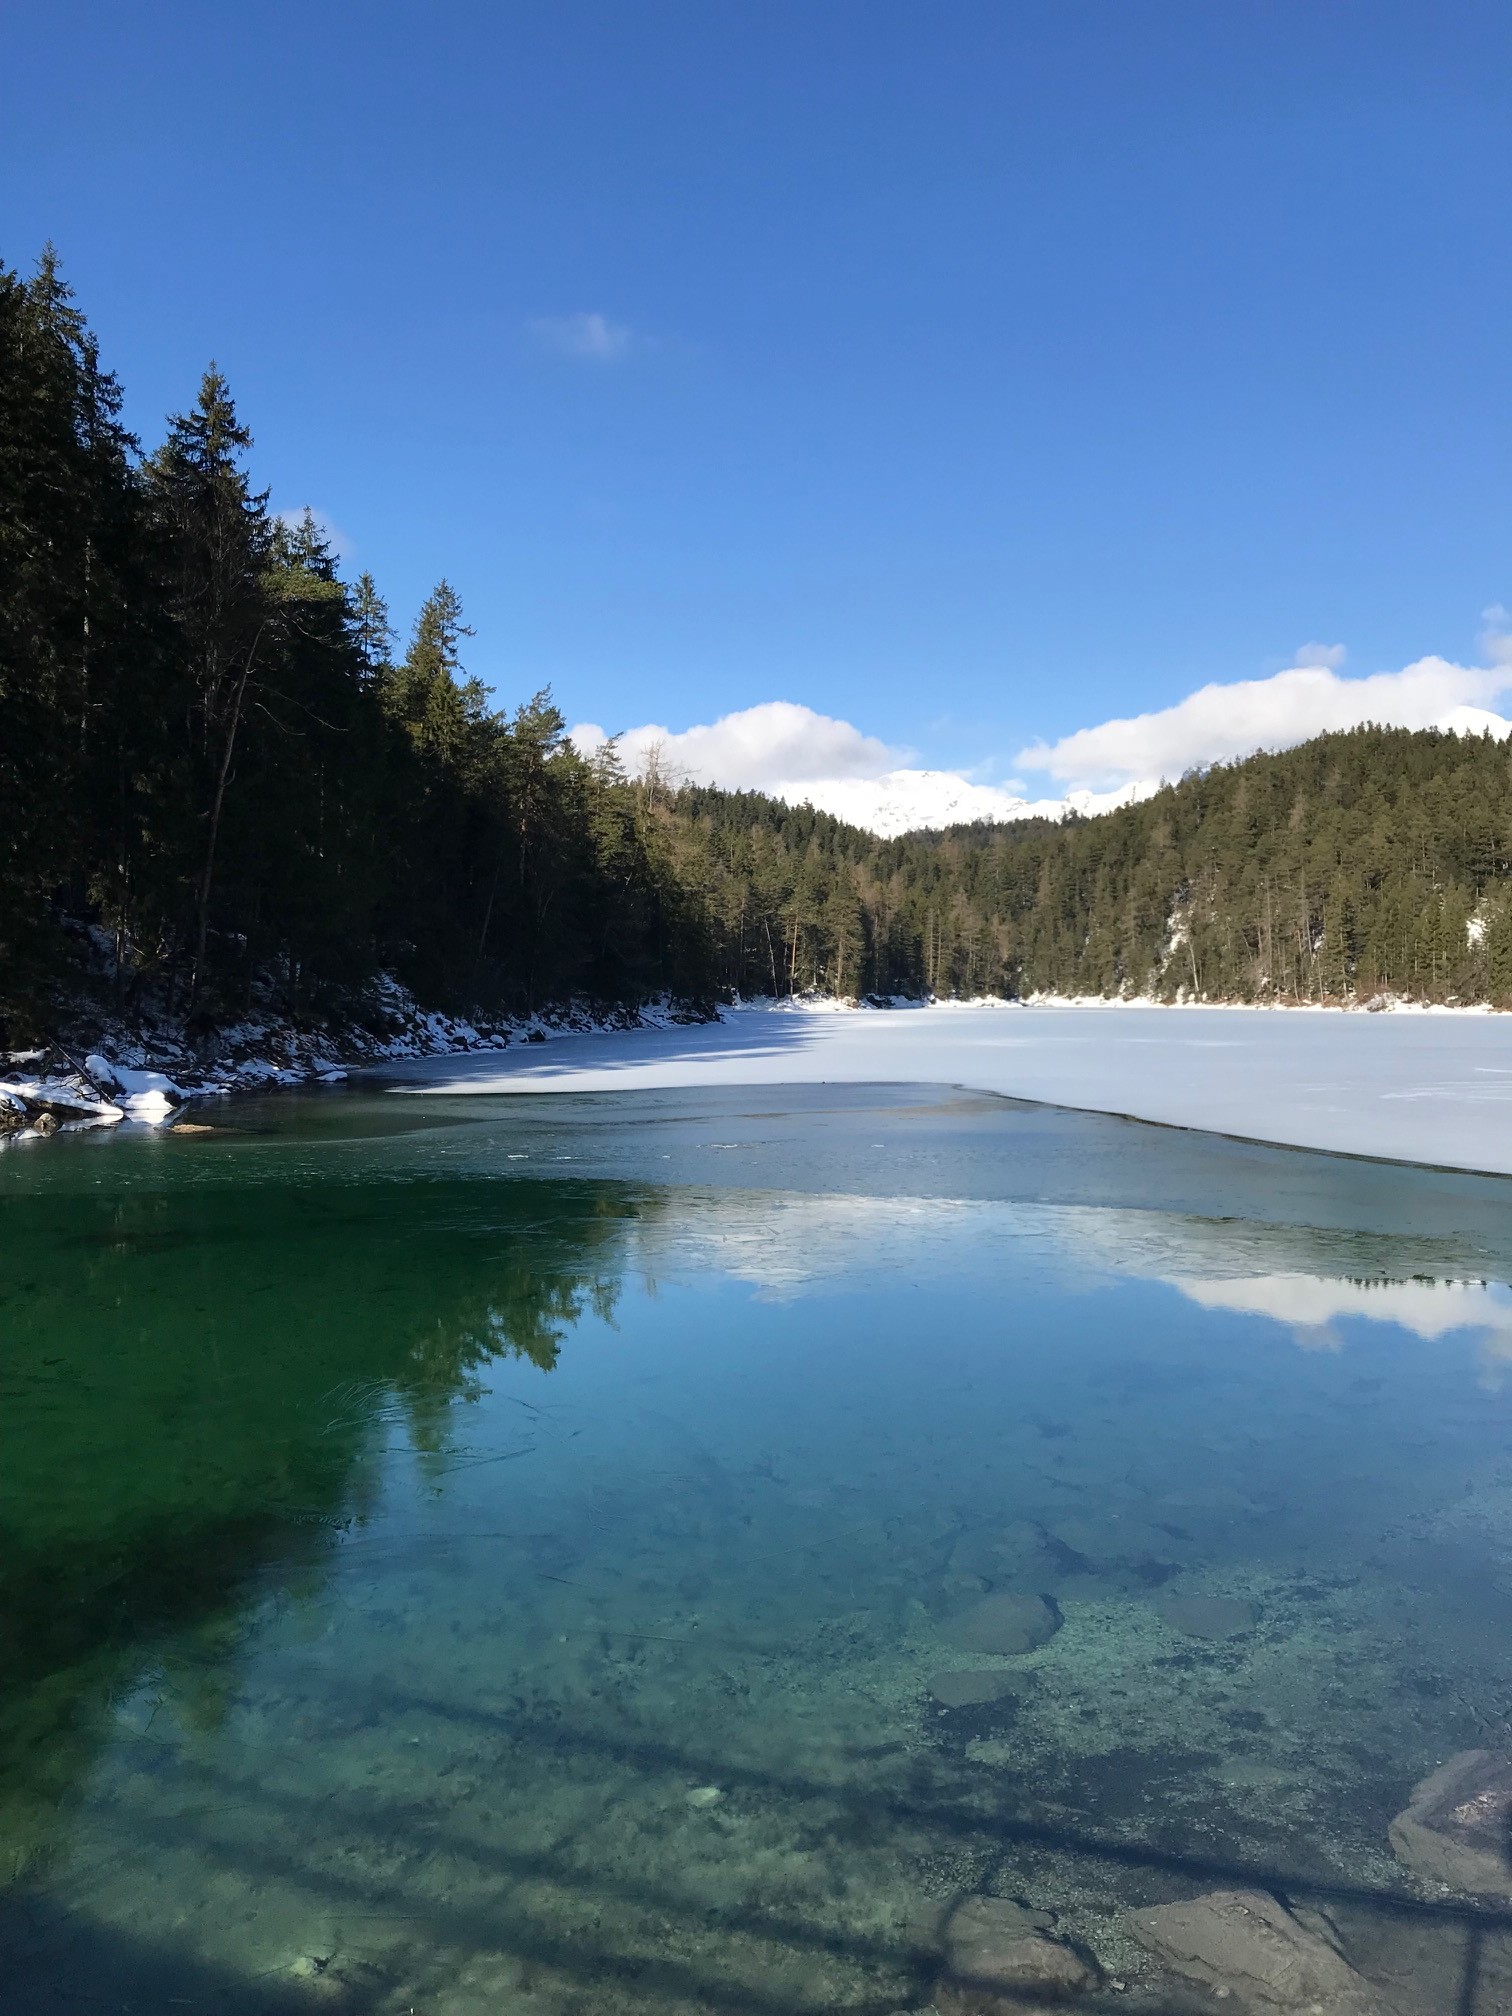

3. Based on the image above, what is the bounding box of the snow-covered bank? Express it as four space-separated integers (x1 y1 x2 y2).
0 987 706 1143
380 999 1512 1177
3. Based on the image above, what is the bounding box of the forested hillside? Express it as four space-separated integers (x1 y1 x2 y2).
0 250 716 1041
5 247 1512 1045
669 727 1512 1006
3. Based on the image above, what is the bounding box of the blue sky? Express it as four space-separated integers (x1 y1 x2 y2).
4 2 1510 815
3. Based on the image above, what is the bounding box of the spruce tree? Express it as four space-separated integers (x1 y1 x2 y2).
145 366 272 1008
351 570 394 683
0 249 142 1027
386 579 483 764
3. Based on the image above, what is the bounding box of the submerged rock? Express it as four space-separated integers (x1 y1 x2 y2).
927 1668 1020 1708
1130 1888 1378 2012
963 1736 1017 1767
942 1593 1060 1656
934 1895 1096 2013
1389 1749 1512 1895
1047 1514 1183 1580
1155 1591 1259 1640
950 1520 1065 1588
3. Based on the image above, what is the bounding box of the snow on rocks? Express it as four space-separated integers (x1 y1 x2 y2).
85 1056 186 1122
10 977 707 1143
0 1065 124 1140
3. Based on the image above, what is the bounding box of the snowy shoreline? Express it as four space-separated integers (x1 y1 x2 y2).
8 989 1512 1174
0 988 701 1145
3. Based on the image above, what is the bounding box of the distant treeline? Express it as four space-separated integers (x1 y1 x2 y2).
671 726 1512 1005
4 246 1511 1042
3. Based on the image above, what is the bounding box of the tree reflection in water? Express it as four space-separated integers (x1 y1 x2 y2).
0 1177 645 1877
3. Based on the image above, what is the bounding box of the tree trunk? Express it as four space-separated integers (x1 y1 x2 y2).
189 634 261 1012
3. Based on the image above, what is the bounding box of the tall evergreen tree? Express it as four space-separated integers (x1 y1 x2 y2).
385 579 482 763
145 366 272 1008
0 249 143 1016
350 570 394 684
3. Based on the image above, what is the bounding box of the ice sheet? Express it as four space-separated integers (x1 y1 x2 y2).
382 1001 1512 1175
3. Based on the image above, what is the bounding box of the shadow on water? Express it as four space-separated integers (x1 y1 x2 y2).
0 1891 324 2015
6 1673 1509 2013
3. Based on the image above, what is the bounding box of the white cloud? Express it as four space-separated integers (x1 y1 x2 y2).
569 624 1512 838
275 506 353 560
569 702 1072 837
530 311 635 362
1017 651 1512 793
572 701 899 791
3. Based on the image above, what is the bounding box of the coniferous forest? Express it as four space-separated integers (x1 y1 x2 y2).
6 247 1512 1046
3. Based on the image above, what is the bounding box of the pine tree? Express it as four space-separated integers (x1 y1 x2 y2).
350 570 394 683
145 366 272 1008
823 872 865 997
385 579 482 764
0 249 144 1026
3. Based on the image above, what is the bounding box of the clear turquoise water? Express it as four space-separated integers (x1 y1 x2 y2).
4 1083 1512 2012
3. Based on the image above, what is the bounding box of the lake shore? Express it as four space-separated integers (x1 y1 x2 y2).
11 991 1512 1174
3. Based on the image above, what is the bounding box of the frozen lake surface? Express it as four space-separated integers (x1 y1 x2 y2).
385 1001 1512 1175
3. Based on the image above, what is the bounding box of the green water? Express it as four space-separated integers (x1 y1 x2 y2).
4 1083 1512 2012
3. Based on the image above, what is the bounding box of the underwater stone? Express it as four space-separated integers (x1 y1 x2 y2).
1130 1888 1378 2012
928 1668 1020 1708
963 1736 1017 1767
1389 1749 1512 1895
934 1895 1097 2011
1048 1515 1181 1574
942 1593 1060 1656
685 1784 724 1808
1155 1592 1258 1640
950 1520 1058 1585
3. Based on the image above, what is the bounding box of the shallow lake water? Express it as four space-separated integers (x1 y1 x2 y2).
5 1082 1512 2012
